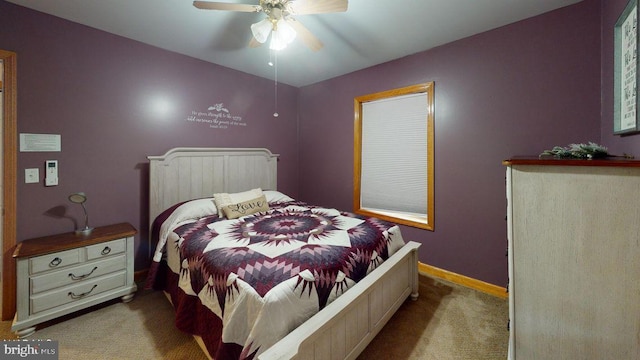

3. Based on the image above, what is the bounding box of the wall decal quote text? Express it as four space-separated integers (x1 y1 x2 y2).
186 103 247 129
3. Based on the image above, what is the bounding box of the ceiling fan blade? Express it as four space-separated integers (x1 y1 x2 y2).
287 18 323 51
193 1 260 12
288 0 348 15
248 36 262 48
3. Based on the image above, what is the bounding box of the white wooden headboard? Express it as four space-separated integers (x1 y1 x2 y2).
147 147 279 226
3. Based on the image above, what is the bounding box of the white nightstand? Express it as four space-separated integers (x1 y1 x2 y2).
11 223 138 337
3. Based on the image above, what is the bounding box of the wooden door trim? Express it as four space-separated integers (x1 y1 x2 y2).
1 50 17 321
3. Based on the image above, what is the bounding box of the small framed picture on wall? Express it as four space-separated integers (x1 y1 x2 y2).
614 0 640 135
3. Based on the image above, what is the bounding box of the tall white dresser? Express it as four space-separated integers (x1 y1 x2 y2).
504 157 640 359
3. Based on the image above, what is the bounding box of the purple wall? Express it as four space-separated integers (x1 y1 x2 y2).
601 0 640 154
297 0 602 286
1 1 299 269
3 0 627 286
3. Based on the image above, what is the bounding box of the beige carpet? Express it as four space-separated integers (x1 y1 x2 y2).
358 275 509 360
0 290 207 360
0 275 508 359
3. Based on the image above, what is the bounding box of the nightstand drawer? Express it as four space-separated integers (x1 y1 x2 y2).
86 238 125 260
30 271 127 314
29 248 81 275
30 255 127 294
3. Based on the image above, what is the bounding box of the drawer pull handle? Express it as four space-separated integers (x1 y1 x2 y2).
69 267 98 280
101 246 112 255
49 257 62 267
68 284 98 299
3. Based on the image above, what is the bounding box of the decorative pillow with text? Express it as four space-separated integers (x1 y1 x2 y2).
222 194 269 219
213 188 263 216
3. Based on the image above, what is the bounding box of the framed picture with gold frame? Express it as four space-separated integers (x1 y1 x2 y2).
614 0 640 135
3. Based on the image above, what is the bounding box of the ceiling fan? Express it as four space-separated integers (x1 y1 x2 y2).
193 0 348 51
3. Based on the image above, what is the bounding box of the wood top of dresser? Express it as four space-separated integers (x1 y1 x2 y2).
503 156 640 167
14 223 137 259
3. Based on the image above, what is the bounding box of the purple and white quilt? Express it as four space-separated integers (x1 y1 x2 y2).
146 193 405 360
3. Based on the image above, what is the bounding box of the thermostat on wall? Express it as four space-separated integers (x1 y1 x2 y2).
45 160 58 186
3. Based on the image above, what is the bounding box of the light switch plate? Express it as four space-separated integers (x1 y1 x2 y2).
25 168 39 184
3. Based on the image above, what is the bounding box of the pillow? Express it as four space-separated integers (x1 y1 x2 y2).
263 190 295 203
222 194 269 220
213 188 263 216
173 197 218 219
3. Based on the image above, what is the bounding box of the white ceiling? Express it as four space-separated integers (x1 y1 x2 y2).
8 0 583 87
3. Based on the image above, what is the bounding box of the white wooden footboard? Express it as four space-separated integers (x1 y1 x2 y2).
259 241 421 360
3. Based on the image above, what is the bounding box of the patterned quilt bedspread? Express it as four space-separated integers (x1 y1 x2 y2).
146 192 405 360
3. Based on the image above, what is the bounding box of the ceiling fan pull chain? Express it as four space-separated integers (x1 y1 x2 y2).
273 49 279 117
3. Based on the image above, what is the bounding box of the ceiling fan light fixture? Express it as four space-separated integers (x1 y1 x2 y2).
269 18 296 50
251 18 273 43
277 18 296 43
269 30 289 50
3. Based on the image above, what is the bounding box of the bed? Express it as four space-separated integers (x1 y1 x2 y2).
145 147 421 360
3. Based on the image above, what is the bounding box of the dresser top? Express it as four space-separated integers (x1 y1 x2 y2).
503 157 640 167
14 222 137 258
